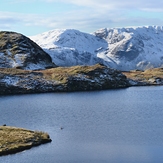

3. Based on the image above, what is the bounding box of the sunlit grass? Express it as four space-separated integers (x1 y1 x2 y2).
39 64 106 83
123 67 163 82
0 126 51 156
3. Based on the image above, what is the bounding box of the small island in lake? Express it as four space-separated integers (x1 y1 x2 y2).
0 126 51 156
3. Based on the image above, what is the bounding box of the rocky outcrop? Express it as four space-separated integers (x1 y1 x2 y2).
0 64 129 95
65 65 129 91
0 31 56 70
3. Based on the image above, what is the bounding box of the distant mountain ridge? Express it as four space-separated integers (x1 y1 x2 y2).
30 26 163 71
0 31 56 70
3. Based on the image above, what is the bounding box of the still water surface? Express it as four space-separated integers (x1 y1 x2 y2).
0 86 163 163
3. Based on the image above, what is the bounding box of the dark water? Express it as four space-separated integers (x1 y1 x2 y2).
0 86 163 163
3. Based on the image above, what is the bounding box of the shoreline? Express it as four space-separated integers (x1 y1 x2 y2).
0 65 163 96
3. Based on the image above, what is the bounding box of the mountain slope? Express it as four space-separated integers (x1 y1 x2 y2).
30 29 107 67
0 31 56 70
94 26 163 70
30 26 163 71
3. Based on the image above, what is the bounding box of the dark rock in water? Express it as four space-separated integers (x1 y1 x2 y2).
0 31 56 70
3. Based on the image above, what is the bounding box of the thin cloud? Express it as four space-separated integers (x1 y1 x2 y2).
44 0 163 11
0 0 163 35
0 12 22 29
9 0 163 12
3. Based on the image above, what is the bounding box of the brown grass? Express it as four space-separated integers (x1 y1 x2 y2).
39 64 105 83
0 126 51 156
123 67 163 82
0 64 105 81
0 68 31 75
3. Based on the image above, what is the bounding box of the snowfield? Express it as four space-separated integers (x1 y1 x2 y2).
30 26 163 71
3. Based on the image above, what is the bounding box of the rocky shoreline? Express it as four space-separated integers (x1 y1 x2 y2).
0 64 163 96
0 64 130 95
0 126 51 156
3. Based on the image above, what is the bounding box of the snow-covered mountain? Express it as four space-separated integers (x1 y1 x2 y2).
30 26 163 71
30 29 107 67
0 31 56 70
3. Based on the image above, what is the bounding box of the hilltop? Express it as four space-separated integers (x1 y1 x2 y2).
0 31 56 70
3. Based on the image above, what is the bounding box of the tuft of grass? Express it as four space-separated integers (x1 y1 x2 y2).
0 126 51 156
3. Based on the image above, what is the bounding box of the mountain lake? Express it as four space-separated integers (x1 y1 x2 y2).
0 86 163 163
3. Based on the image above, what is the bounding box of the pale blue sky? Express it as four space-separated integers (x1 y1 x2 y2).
0 0 163 36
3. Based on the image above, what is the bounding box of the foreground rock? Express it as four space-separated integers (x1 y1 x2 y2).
0 64 129 95
0 126 51 156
